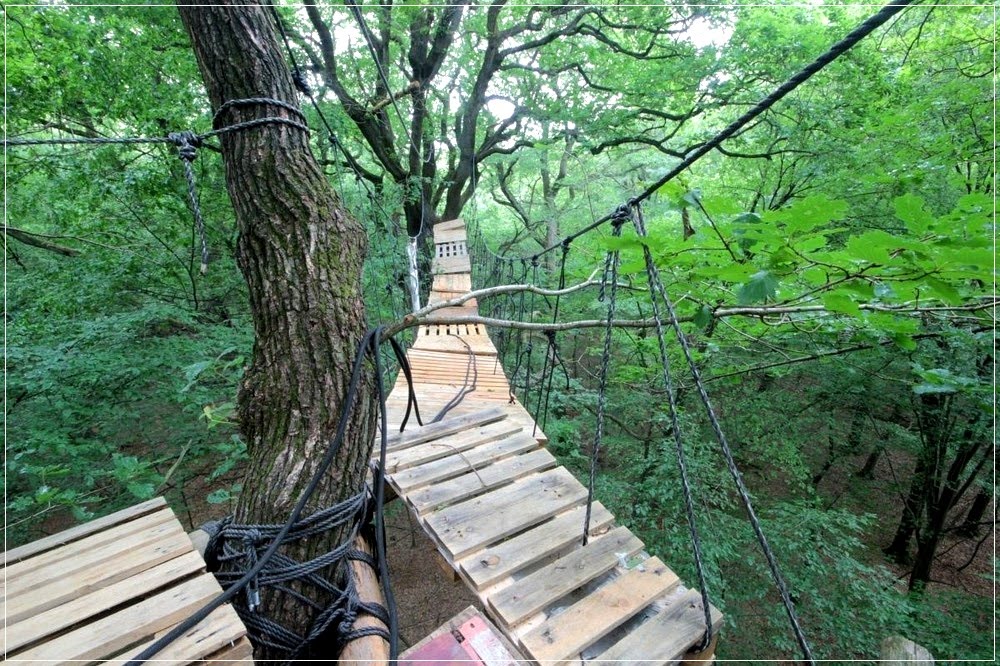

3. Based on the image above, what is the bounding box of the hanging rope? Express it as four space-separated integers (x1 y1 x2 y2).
628 201 714 651
583 205 629 545
533 241 571 437
630 202 814 662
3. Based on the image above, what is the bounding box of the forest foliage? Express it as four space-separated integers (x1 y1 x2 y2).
5 2 995 660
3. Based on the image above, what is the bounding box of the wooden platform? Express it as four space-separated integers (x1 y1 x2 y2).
3 497 253 663
384 219 722 665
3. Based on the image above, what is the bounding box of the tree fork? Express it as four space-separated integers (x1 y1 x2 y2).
177 2 376 658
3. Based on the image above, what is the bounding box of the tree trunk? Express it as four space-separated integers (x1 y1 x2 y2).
884 454 928 565
959 489 991 537
177 3 376 658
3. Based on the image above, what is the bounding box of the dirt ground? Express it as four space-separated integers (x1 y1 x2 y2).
382 500 483 650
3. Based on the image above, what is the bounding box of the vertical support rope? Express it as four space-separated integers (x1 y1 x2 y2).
169 131 209 275
631 203 814 663
631 202 714 651
583 207 628 544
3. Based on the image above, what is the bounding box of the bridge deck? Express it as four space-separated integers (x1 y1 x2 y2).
382 220 722 665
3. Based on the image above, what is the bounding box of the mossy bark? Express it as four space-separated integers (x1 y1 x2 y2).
177 3 376 658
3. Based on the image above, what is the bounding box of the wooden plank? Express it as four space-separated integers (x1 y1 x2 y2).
8 573 224 662
433 226 468 244
3 550 205 653
434 255 472 274
435 218 466 232
489 526 645 628
386 407 507 450
427 305 479 319
519 557 680 664
4 513 189 603
458 502 615 591
4 527 195 624
393 433 541 493
105 604 249 665
425 467 588 560
431 273 472 292
595 589 724 664
409 448 557 514
387 421 523 473
3 507 174 580
3 497 167 564
204 636 255 665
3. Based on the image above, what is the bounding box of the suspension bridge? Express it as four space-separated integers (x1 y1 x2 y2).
382 217 724 663
2 0 924 662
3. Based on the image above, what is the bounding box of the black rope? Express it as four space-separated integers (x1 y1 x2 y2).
630 203 814 662
431 334 479 423
533 242 571 437
583 205 629 545
630 201 714 652
168 131 209 275
128 326 407 665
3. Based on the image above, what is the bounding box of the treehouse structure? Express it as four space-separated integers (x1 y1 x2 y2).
2 219 720 664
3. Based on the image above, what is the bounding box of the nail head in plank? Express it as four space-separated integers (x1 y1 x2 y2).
3 497 167 564
458 502 615 591
410 448 557 514
518 557 680 665
425 467 588 560
595 588 724 665
489 526 645 628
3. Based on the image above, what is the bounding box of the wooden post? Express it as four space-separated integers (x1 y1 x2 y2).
880 636 934 664
340 532 391 664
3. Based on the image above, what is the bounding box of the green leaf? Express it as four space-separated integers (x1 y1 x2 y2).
892 332 917 351
845 231 896 264
737 271 778 304
206 488 232 504
822 292 861 317
894 194 934 233
693 304 713 329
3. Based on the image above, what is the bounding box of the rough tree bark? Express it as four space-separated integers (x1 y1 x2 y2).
177 3 376 658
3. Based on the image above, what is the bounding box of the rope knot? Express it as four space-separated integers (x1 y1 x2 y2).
561 238 572 254
168 131 201 161
292 69 312 95
530 256 540 268
610 203 632 231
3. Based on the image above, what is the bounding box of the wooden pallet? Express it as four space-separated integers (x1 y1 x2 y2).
386 218 722 664
3 497 253 663
381 409 722 665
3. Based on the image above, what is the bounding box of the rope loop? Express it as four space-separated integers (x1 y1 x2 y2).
168 131 201 162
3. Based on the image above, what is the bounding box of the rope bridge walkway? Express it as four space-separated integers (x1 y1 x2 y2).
380 219 722 664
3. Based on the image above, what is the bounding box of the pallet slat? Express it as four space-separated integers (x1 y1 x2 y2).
518 557 680 664
458 502 615 591
387 421 524 473
9 569 224 661
489 526 645 628
387 407 506 450
595 589 724 664
410 448 557 514
3 497 167 564
426 468 588 560
4 550 206 653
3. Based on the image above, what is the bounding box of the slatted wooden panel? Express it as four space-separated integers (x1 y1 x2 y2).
2 499 252 663
389 219 722 664
380 410 722 665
